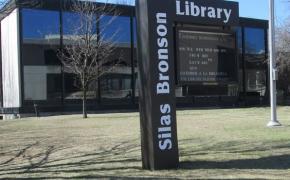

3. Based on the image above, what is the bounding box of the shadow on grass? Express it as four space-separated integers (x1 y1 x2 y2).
2 176 171 180
180 139 290 155
1 138 290 179
0 142 59 175
0 139 143 178
180 154 290 170
0 142 40 165
178 138 290 170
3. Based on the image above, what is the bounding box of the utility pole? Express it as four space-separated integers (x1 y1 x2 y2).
267 0 282 127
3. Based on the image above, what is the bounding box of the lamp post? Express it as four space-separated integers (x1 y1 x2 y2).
267 0 282 127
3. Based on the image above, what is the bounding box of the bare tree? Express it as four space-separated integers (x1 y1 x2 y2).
58 1 120 118
276 18 290 98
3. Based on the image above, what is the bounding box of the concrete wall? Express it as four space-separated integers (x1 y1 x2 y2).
1 9 21 108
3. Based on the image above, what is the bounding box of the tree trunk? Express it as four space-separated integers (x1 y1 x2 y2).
83 88 88 119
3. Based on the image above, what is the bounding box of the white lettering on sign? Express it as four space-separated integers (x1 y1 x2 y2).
155 13 173 151
176 0 232 23
158 104 172 150
156 13 170 94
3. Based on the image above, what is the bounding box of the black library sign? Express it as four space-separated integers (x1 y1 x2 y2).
136 0 239 170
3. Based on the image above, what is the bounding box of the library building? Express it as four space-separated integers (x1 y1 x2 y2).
0 0 269 116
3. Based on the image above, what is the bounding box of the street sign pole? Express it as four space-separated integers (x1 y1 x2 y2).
267 0 282 127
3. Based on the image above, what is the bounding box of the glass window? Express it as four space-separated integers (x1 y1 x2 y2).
63 12 82 36
100 15 131 43
99 16 133 100
22 9 62 103
244 27 266 68
22 9 60 43
246 70 266 96
244 27 267 95
245 28 265 55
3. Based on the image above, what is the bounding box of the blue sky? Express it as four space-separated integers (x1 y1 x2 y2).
232 0 290 23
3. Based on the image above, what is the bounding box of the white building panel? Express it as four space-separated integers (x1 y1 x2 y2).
1 9 21 108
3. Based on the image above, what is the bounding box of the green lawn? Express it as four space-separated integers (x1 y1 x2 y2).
0 107 290 179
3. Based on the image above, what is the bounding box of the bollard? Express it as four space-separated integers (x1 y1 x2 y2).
34 104 40 117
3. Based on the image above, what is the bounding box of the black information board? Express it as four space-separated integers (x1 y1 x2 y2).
177 29 238 84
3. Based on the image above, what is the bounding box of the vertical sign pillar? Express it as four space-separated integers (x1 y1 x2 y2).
136 0 179 170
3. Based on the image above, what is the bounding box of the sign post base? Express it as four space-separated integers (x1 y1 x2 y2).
267 120 282 127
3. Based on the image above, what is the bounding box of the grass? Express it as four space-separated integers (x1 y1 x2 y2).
0 107 290 179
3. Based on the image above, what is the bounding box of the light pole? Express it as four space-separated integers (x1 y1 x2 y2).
267 0 282 127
